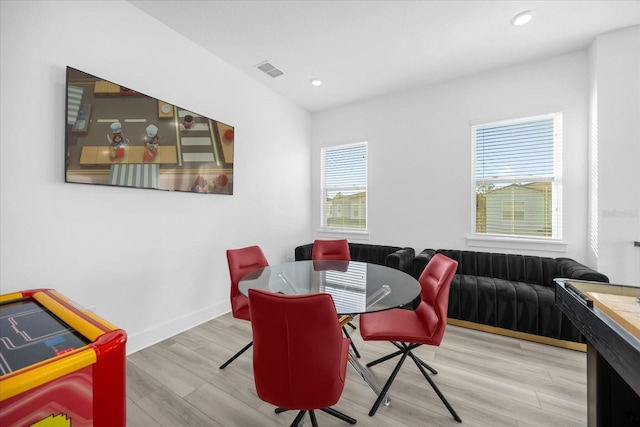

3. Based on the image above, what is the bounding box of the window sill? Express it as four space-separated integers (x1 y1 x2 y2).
318 228 370 240
466 234 568 253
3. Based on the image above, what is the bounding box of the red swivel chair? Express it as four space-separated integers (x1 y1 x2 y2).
248 289 356 427
312 239 360 358
359 253 461 422
219 245 269 369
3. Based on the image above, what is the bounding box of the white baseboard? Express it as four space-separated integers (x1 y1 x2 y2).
125 302 229 355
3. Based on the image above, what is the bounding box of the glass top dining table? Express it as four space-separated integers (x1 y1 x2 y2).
239 259 421 405
238 260 421 316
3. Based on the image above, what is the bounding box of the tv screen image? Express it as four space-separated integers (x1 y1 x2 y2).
65 66 234 195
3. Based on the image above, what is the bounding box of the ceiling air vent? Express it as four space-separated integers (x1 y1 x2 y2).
255 61 284 78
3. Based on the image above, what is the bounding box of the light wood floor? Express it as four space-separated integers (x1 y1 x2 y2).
126 313 587 426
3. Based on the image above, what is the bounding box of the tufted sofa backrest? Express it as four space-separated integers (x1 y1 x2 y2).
348 243 402 265
295 242 415 274
422 249 558 288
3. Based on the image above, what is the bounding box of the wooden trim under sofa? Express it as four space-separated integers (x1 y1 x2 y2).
447 318 587 352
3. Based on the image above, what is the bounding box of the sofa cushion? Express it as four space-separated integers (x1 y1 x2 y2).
434 249 558 288
450 274 577 340
451 275 518 330
556 257 609 282
349 243 405 265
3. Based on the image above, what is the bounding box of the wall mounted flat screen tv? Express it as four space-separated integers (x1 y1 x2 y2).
65 66 234 194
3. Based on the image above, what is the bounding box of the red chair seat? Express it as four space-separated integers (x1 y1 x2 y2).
360 304 438 344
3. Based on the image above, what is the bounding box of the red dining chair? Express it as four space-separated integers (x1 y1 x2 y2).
248 289 356 427
219 245 269 369
312 239 361 358
359 253 461 422
312 239 351 261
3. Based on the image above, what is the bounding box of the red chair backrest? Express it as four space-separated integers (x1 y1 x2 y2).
248 289 348 410
226 246 269 315
312 239 351 261
415 254 458 345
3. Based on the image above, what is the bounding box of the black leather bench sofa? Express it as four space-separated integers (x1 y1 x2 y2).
294 242 609 346
412 249 610 344
294 242 415 274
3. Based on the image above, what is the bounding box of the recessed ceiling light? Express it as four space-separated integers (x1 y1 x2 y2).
511 10 534 26
310 78 322 86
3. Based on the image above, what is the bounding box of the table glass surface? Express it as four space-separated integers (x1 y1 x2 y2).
239 260 421 315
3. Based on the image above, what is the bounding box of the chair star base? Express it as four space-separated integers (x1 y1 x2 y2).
367 341 438 374
367 341 461 422
275 407 357 426
219 341 253 369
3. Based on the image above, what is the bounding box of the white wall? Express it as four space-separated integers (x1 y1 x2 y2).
311 51 593 261
0 1 311 353
590 26 640 286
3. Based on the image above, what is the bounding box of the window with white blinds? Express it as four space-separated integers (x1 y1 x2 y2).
321 142 367 230
472 113 563 239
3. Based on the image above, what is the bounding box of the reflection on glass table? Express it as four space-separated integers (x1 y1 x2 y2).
239 260 419 315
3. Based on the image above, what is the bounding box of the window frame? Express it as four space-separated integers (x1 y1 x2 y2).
320 141 368 234
470 113 563 243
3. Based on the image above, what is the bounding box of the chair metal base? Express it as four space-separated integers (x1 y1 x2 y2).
366 341 461 422
276 407 357 426
219 340 252 369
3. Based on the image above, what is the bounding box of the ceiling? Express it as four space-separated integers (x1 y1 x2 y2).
129 1 640 113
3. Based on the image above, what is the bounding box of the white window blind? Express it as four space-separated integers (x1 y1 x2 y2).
321 142 367 230
472 113 563 239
